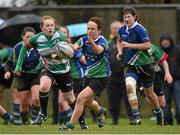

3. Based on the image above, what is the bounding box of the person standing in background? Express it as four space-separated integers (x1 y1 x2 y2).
107 20 132 125
160 34 180 125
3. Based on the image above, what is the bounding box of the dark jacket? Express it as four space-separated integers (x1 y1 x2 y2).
108 38 124 78
160 34 180 81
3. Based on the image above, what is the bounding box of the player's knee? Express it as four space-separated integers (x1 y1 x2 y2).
160 100 166 108
62 91 75 104
125 77 136 94
40 84 49 92
85 99 93 106
125 77 137 101
64 96 74 104
76 95 86 105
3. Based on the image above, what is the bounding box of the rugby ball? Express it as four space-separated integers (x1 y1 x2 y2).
54 42 74 59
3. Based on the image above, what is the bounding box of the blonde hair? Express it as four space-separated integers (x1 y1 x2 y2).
40 15 55 27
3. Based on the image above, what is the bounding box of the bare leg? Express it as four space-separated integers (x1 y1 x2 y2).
70 86 99 124
144 87 160 108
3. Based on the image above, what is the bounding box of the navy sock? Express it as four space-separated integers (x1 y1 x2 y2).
58 112 65 124
132 108 140 119
2 112 11 122
21 112 29 124
64 108 72 123
154 108 162 116
64 108 72 119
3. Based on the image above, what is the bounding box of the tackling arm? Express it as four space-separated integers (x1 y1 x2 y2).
14 44 28 73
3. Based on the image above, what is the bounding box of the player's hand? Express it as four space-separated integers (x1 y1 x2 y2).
164 73 173 84
4 71 11 80
116 52 123 60
86 33 94 45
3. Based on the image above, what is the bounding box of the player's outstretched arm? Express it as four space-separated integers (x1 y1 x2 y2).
14 44 28 75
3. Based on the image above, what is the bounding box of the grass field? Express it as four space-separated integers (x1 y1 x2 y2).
0 118 180 134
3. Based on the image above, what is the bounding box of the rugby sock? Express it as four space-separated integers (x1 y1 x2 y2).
132 108 140 119
13 103 21 125
154 108 162 115
96 106 105 116
58 111 65 124
2 112 11 122
21 112 29 124
78 112 86 123
31 105 40 121
64 108 73 122
154 108 162 118
40 92 48 115
59 108 73 124
154 108 163 124
58 112 65 124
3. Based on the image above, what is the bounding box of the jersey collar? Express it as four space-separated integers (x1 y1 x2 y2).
126 21 138 31
94 35 102 42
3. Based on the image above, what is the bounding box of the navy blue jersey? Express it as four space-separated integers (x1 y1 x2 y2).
14 42 40 71
118 22 152 65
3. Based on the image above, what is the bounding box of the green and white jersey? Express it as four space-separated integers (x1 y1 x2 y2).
148 44 168 62
15 31 70 74
148 44 168 72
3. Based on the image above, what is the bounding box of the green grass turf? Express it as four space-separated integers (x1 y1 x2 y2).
0 118 179 134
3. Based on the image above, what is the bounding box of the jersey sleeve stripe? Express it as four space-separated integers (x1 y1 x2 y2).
25 40 32 49
159 53 168 62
